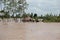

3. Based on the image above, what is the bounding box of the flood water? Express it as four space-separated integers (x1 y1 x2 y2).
0 22 60 40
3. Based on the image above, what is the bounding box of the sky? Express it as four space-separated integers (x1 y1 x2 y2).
26 0 60 16
0 0 60 16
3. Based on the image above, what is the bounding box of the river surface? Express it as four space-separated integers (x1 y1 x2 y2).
0 22 60 40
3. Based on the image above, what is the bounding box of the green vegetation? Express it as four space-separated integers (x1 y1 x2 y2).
0 10 10 19
0 0 27 18
0 10 60 22
39 14 60 22
22 13 60 22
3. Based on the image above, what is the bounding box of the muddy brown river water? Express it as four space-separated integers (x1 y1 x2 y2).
0 22 60 40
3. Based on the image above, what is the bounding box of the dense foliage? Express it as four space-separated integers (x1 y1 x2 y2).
0 0 27 17
39 14 60 22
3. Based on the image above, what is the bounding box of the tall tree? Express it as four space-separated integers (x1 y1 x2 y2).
1 0 27 17
34 13 37 18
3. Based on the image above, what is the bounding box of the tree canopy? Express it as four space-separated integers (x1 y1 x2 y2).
0 0 28 17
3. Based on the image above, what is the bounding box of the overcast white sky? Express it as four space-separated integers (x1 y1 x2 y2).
26 0 60 16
